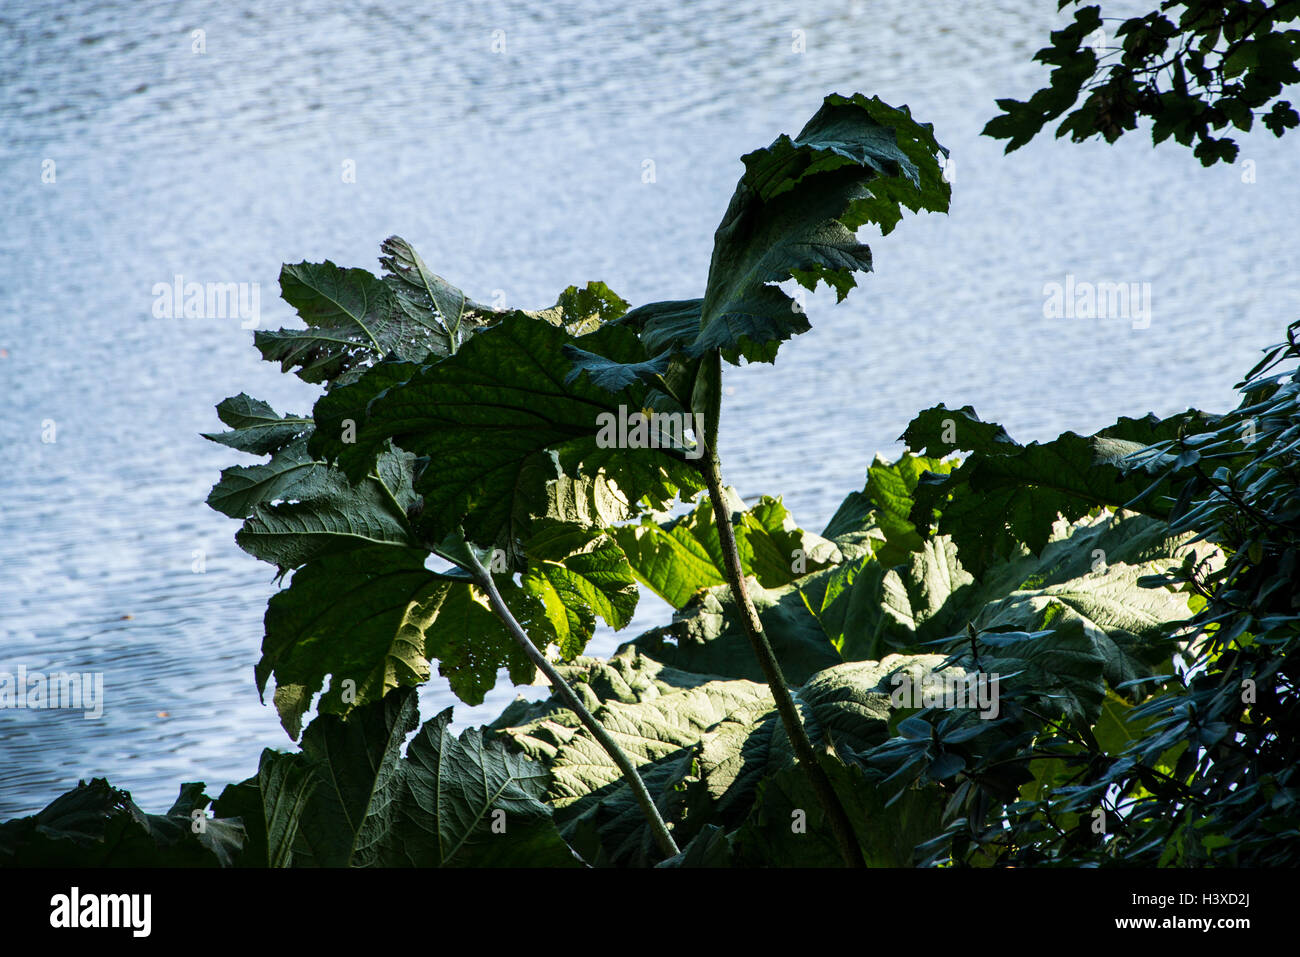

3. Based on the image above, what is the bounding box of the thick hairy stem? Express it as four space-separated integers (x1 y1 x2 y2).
464 549 680 861
699 453 866 868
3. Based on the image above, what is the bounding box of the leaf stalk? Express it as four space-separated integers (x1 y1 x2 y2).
463 547 681 861
698 450 866 868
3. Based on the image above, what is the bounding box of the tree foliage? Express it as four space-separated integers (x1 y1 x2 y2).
985 1 1300 164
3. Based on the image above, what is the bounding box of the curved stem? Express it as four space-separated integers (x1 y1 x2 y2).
699 451 866 868
463 548 681 861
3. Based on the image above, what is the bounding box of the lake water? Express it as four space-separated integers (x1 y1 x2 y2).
2 0 1296 816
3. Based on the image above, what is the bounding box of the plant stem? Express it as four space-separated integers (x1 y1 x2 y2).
699 451 866 868
463 548 681 861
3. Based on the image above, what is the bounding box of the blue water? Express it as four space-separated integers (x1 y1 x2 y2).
1 0 1296 816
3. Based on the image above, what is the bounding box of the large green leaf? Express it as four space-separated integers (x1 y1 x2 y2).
256 521 638 736
283 689 420 866
903 405 1204 575
693 93 950 364
257 544 465 737
612 489 840 608
899 404 1016 459
806 507 1202 667
202 393 312 456
731 755 945 867
233 447 420 572
802 535 975 663
335 313 704 554
496 650 954 865
972 560 1196 695
212 749 316 867
520 521 640 658
820 492 886 562
862 452 957 567
0 779 244 867
289 690 576 867
258 261 393 384
550 96 950 403
206 436 332 520
379 235 493 356
627 576 842 685
259 247 487 384
378 709 579 866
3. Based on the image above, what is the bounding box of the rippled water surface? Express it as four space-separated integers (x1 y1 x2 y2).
2 0 1296 815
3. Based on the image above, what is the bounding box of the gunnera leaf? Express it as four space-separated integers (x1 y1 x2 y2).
693 93 950 364
284 689 577 867
611 489 841 609
0 779 244 867
256 522 639 736
260 242 491 385
335 312 705 554
903 405 1207 575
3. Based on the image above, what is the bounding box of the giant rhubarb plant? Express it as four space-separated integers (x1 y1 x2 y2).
217 93 949 866
2 91 1249 870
